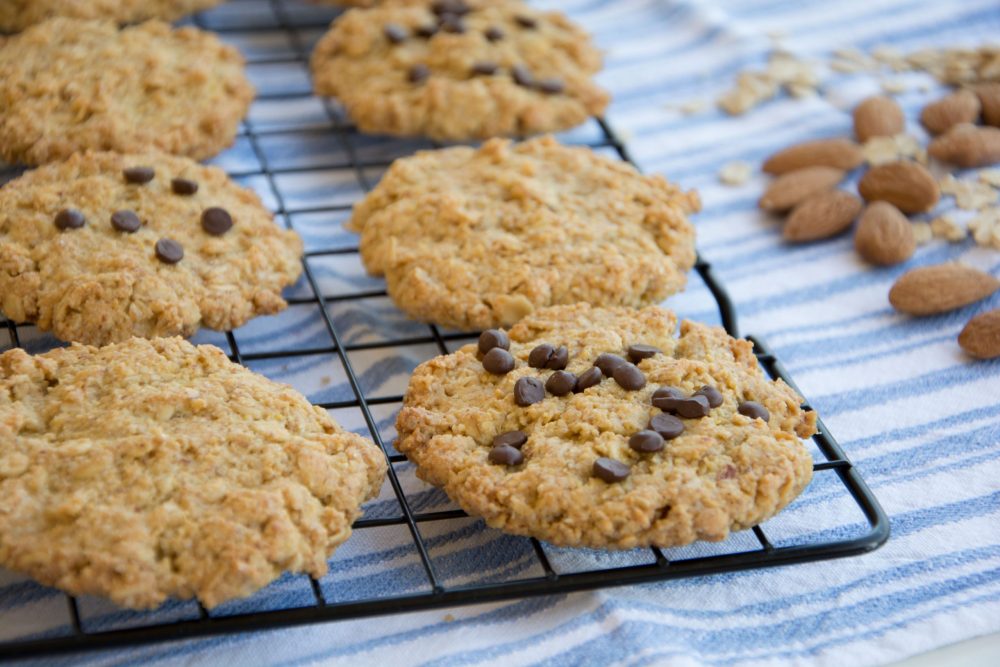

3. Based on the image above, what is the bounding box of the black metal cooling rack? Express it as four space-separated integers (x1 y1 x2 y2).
0 0 889 658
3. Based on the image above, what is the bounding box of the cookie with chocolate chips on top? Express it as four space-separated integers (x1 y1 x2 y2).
0 18 254 165
0 151 303 346
309 0 609 140
349 135 699 331
396 304 817 549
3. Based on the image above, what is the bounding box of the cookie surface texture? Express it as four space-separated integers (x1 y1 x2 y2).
0 151 303 345
0 337 387 609
0 0 224 31
396 304 816 549
349 136 699 330
310 0 610 140
0 18 253 165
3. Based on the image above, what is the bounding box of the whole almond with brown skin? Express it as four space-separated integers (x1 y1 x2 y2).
889 263 1000 316
759 166 844 212
853 95 905 142
976 83 1000 127
762 138 864 175
854 202 915 266
920 89 981 135
858 160 940 213
958 309 1000 359
784 190 862 242
928 123 1000 167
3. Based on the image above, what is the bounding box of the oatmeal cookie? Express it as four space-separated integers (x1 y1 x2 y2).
396 304 816 549
349 136 699 330
0 18 253 165
0 151 303 345
0 0 224 32
0 336 386 609
310 0 609 140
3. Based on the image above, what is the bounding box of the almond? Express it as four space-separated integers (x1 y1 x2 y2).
784 190 862 242
854 201 915 266
889 263 1000 316
858 160 940 213
976 83 1000 127
920 89 981 135
958 309 1000 359
759 166 844 212
853 95 905 142
928 123 1000 167
762 138 864 175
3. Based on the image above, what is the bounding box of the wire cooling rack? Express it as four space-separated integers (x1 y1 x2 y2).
0 0 889 658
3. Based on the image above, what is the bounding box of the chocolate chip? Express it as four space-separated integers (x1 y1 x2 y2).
694 385 723 408
484 26 504 41
738 401 770 421
489 444 523 466
547 346 568 370
629 429 664 453
654 393 710 418
536 78 565 94
111 210 141 233
573 366 603 393
612 363 646 391
513 377 545 406
171 178 198 195
493 430 527 449
512 65 534 87
545 370 576 396
201 207 233 236
528 344 568 370
123 166 154 184
594 353 627 377
648 413 684 440
408 64 430 83
593 457 630 483
478 328 509 355
528 344 553 368
54 208 85 230
472 61 499 76
627 344 661 364
718 464 737 480
515 15 538 29
415 23 438 38
482 348 515 375
440 15 466 33
652 386 684 402
384 23 407 43
155 238 184 264
432 0 470 15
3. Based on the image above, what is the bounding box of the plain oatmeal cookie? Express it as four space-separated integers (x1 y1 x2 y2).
348 135 699 330
396 304 816 549
0 336 387 609
0 151 303 346
0 0 224 32
0 18 254 165
310 0 609 140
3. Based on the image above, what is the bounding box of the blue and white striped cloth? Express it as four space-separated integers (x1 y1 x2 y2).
3 0 1000 664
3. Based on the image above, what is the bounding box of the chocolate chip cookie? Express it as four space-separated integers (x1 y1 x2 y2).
0 151 303 346
310 0 610 140
0 337 386 609
0 18 254 165
349 136 699 330
0 0 225 32
396 304 816 549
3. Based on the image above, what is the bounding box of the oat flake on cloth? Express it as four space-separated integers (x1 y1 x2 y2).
2 0 1000 665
